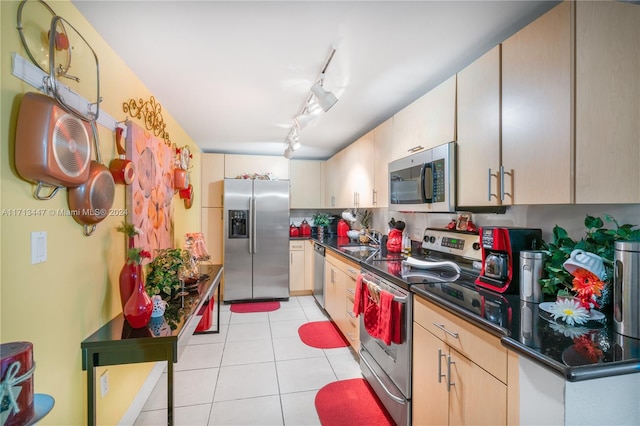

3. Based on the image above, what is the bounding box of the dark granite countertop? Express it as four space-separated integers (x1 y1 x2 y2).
314 236 640 382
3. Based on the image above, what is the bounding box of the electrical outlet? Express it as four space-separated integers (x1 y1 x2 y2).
100 370 109 397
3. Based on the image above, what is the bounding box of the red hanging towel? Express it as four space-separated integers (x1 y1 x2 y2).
378 291 394 345
391 298 403 344
353 274 365 317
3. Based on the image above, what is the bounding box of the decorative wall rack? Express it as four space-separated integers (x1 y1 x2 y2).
122 96 172 147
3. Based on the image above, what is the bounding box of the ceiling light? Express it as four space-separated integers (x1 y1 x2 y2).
310 79 338 112
284 145 293 159
286 129 301 151
294 111 314 129
283 47 338 159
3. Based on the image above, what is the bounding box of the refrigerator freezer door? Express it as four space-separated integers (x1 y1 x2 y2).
223 179 253 301
253 179 290 299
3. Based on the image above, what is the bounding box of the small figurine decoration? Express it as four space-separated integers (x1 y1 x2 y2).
387 221 405 253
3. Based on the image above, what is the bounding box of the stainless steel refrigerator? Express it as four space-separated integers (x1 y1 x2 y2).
223 179 290 302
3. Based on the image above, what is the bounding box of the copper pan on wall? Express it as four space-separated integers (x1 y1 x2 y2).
14 92 92 200
67 121 115 236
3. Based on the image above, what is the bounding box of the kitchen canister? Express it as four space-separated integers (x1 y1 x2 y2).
1 342 35 425
613 241 640 339
519 250 546 303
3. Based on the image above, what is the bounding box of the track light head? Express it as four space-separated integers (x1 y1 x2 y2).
310 81 338 112
284 145 293 159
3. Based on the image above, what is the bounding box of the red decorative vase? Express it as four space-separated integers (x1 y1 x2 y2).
123 272 152 328
119 263 143 310
118 237 138 309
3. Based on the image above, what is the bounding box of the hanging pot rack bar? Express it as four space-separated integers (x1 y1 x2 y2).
11 52 125 135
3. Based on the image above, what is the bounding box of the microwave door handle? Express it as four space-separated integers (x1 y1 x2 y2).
421 162 434 203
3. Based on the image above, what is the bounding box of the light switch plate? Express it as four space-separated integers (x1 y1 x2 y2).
100 370 109 397
30 231 47 264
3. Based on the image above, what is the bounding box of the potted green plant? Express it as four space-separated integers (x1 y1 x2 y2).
358 209 372 243
145 248 190 298
312 212 332 239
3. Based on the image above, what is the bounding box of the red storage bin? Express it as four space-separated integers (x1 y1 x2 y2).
195 297 215 332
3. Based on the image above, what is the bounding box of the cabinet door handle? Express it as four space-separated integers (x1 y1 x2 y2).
290 252 293 265
447 355 456 392
438 348 446 383
346 288 355 295
500 165 513 201
488 168 499 201
408 145 424 153
433 322 459 339
373 189 377 206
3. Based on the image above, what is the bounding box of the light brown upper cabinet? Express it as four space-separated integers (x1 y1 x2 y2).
323 131 375 209
324 149 345 208
575 1 640 203
457 46 501 207
344 130 375 209
373 117 394 208
201 153 225 207
290 160 323 209
392 75 456 162
501 1 573 205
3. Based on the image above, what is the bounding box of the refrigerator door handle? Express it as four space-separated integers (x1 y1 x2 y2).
251 194 257 254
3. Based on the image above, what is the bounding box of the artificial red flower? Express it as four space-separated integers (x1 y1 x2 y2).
571 267 604 298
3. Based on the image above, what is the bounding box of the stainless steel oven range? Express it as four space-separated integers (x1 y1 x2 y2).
359 228 484 426
358 269 412 426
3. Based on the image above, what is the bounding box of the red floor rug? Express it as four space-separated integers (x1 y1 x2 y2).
230 301 280 313
298 321 349 349
315 378 395 426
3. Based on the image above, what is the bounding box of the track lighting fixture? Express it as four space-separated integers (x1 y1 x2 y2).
311 76 338 112
283 47 338 159
283 145 293 159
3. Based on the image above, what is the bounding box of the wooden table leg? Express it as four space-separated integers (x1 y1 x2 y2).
87 361 96 426
167 354 174 425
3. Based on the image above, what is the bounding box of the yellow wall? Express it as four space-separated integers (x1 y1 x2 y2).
1 1 202 424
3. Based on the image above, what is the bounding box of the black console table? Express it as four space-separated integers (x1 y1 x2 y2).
81 264 222 425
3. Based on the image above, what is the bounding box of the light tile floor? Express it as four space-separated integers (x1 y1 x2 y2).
134 296 362 425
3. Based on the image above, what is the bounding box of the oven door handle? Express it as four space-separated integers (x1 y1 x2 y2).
359 349 406 405
361 277 408 304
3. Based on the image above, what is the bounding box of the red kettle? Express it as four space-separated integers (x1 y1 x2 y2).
289 224 299 237
337 219 349 237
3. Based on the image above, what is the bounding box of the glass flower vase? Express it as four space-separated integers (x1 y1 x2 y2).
124 274 153 328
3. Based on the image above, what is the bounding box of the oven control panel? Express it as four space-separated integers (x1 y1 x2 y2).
422 228 481 261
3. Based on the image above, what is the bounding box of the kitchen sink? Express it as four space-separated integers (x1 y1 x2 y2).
339 245 380 261
341 245 379 254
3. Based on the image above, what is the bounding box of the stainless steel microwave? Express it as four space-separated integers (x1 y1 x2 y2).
388 141 456 212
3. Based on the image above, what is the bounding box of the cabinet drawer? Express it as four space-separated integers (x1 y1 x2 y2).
414 296 507 383
344 309 360 349
326 251 359 278
289 241 305 251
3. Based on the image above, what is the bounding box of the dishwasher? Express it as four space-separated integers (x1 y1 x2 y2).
312 243 326 309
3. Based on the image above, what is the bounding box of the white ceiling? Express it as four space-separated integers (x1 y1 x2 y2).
71 0 558 160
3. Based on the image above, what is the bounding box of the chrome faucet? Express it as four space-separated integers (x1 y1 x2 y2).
365 230 381 246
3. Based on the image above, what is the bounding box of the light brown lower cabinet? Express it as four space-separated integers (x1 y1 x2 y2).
413 296 509 425
325 251 360 352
